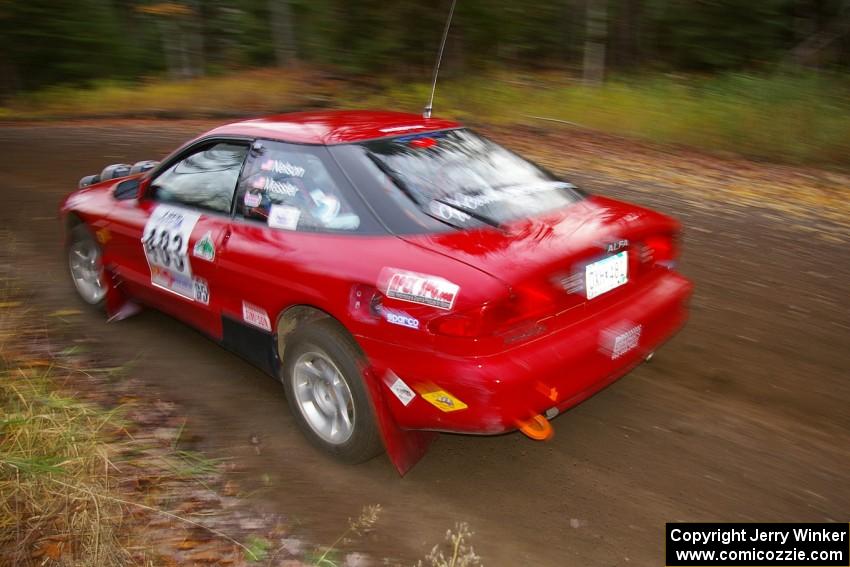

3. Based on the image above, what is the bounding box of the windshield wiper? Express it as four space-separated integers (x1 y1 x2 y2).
366 154 420 203
367 154 473 230
367 154 504 230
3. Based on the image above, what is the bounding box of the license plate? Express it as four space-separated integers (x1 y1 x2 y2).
585 251 628 299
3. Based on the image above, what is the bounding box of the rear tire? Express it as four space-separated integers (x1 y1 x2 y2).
67 224 107 307
282 320 383 463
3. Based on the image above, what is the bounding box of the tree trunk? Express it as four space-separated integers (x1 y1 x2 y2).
0 57 20 99
158 19 184 80
615 0 641 70
269 0 297 67
582 0 607 84
187 0 205 77
561 0 583 68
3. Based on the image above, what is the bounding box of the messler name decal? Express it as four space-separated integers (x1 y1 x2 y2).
142 205 208 303
252 176 299 196
381 268 459 310
260 159 305 178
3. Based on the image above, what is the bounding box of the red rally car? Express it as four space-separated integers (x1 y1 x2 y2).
61 110 692 474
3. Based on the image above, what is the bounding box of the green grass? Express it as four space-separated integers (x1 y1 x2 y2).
1 68 848 166
357 71 850 166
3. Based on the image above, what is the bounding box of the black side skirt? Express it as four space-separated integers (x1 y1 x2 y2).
220 316 280 377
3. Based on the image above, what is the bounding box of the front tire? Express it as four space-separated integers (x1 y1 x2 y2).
67 223 107 306
282 320 383 463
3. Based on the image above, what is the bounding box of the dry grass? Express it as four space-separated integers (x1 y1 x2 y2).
0 296 262 565
0 308 131 565
416 522 482 567
0 291 483 566
0 67 329 120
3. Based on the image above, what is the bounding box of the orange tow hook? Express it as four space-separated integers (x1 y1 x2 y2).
516 414 554 441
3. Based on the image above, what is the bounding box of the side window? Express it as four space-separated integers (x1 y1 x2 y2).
236 141 361 232
151 142 248 214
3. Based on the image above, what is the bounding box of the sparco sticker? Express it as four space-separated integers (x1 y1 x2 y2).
142 205 203 301
382 308 420 330
242 301 272 331
382 268 459 310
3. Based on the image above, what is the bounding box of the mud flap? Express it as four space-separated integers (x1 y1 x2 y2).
104 269 141 322
363 366 437 476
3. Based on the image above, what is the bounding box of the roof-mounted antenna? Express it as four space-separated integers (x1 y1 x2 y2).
423 0 457 120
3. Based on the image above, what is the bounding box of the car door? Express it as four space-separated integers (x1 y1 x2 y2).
106 139 250 337
214 140 383 341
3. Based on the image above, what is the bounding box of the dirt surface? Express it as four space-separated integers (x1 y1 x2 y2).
0 122 848 566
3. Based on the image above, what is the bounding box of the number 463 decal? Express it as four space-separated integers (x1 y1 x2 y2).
141 205 209 304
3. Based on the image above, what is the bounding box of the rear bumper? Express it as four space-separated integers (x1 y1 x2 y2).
358 270 692 434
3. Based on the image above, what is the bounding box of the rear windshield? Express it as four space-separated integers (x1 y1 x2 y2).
360 129 582 228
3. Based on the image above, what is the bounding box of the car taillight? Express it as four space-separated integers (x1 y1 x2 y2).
643 234 678 269
428 289 550 338
429 311 482 337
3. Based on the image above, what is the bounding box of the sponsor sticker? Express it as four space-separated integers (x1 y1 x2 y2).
556 271 584 294
604 239 629 253
381 268 459 310
252 176 299 196
244 191 262 208
149 266 209 305
432 182 571 212
193 277 210 305
379 125 427 133
268 204 301 230
422 390 468 412
387 372 416 406
242 301 271 331
428 200 471 223
599 322 642 359
192 231 215 262
382 308 420 330
260 159 305 177
142 205 202 301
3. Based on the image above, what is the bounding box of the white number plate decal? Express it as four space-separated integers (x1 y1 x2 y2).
600 322 642 359
142 205 205 301
585 251 628 299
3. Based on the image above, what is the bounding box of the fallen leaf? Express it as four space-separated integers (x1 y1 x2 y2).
50 309 82 317
44 541 63 560
176 539 202 550
188 549 223 563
